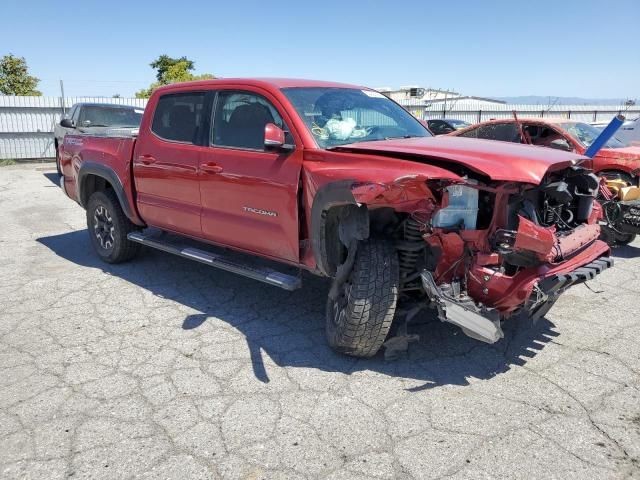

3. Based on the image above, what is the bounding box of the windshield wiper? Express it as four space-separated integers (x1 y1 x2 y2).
384 134 422 140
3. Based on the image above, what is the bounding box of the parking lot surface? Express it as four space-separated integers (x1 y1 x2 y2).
1 163 639 479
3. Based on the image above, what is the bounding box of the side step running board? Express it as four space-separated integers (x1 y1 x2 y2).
127 232 302 291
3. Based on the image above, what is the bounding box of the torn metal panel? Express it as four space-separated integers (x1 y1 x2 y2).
421 271 503 344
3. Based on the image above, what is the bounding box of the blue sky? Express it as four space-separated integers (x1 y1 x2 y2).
2 0 638 99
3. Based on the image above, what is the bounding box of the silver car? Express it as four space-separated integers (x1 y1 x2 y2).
591 117 640 146
54 103 144 174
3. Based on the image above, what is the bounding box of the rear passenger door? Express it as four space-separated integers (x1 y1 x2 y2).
133 91 209 237
199 89 303 262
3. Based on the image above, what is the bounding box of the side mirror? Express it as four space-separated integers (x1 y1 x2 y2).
60 118 75 128
264 123 292 150
549 138 572 152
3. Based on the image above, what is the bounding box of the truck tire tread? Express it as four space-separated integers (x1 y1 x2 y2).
86 189 140 264
326 239 399 357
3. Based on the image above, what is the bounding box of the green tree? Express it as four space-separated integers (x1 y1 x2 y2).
136 55 214 98
0 54 42 96
150 54 194 82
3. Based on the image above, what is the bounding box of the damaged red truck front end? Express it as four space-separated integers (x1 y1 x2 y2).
57 79 612 357
316 137 612 344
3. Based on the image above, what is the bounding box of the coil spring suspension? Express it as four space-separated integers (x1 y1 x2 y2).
398 217 426 282
544 206 555 225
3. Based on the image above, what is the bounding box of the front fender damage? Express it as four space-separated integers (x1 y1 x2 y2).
350 175 444 213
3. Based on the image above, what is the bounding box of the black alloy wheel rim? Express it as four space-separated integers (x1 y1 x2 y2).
93 205 115 250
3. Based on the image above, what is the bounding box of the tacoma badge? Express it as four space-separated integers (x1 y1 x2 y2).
243 206 278 217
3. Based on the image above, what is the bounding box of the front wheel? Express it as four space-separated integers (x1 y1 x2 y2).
86 190 140 263
326 239 399 357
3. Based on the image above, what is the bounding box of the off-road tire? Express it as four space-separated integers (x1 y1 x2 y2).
86 190 140 264
326 239 399 357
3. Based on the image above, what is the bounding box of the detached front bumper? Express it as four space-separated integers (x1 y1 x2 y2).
538 256 614 295
523 255 614 321
467 239 612 314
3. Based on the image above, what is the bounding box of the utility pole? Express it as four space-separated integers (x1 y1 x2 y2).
59 80 66 115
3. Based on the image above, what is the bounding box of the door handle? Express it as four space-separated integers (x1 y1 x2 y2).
201 163 223 174
138 154 157 165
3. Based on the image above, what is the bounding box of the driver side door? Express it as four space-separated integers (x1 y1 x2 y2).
199 88 303 262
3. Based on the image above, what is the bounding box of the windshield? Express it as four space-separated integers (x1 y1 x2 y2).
560 122 628 149
79 106 143 128
281 87 431 148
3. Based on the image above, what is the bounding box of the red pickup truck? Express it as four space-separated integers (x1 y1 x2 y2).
59 78 612 358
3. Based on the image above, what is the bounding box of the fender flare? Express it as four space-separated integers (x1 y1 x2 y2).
77 162 138 223
310 180 369 277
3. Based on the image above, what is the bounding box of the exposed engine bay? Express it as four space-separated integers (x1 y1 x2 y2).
359 165 606 344
495 166 600 268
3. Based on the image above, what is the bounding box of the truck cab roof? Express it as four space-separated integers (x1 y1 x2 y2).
154 78 368 94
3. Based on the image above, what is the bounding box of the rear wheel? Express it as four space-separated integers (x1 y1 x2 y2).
86 190 140 263
326 239 399 357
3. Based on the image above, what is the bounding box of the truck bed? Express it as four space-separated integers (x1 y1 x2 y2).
60 134 139 222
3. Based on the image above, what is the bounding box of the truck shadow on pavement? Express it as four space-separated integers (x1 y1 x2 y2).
610 243 640 259
43 172 61 186
38 229 558 390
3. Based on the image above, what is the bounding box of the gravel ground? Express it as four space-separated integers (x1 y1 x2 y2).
1 163 639 479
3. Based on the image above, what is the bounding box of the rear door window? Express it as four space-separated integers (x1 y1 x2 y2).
151 93 206 143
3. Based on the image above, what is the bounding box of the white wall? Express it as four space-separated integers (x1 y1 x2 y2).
0 96 147 160
0 95 637 160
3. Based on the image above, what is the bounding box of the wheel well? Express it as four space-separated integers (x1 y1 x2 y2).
81 174 114 207
320 206 347 276
320 204 399 275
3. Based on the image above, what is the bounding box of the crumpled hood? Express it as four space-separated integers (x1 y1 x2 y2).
332 136 585 183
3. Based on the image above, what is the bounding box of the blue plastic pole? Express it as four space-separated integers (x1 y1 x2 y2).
584 115 625 158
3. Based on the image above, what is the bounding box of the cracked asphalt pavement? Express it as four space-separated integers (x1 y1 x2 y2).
1 163 639 479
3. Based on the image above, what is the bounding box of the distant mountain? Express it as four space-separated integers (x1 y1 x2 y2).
495 96 632 106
